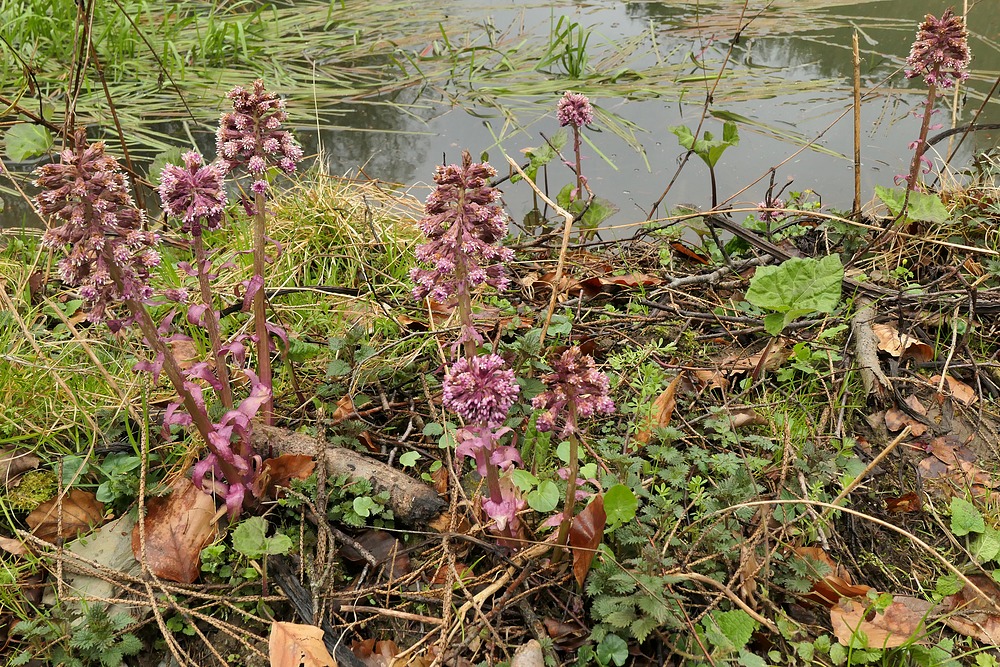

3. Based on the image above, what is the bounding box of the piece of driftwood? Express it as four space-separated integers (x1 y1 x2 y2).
851 296 890 403
253 425 445 527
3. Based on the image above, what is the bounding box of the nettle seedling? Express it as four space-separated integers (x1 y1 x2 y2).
745 255 844 336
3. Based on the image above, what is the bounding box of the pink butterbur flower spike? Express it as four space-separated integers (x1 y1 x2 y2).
557 91 593 201
216 80 303 425
36 130 259 516
159 151 235 409
532 346 614 560
411 151 525 542
902 8 971 192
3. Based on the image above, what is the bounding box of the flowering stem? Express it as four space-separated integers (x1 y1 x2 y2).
252 189 273 425
193 234 233 410
108 257 242 485
572 125 583 198
906 82 938 192
552 409 580 563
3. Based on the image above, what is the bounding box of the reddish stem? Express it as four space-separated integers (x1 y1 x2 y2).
193 234 233 410
252 189 273 424
906 82 938 192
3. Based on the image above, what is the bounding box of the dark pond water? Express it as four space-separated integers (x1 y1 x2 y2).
2 0 998 233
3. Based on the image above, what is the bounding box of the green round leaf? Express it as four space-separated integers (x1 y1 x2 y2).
604 484 638 528
398 451 421 467
526 480 560 513
4 123 53 162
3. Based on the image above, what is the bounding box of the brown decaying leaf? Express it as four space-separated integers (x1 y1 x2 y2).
830 596 932 648
885 492 922 513
543 617 589 650
569 494 606 588
269 621 336 667
260 454 315 500
793 547 871 607
352 638 399 667
720 338 791 373
728 408 768 429
27 489 105 543
883 395 928 436
331 394 356 424
0 535 29 557
872 323 933 363
0 448 40 489
340 530 411 579
633 373 683 446
131 478 216 584
939 574 1000 644
929 374 978 406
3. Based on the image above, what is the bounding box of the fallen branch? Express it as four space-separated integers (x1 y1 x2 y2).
254 425 445 527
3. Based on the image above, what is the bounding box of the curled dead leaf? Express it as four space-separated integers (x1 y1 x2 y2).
929 374 977 406
27 489 105 543
939 574 1000 644
872 323 933 363
793 546 871 607
633 374 682 446
830 596 932 648
569 494 606 588
0 448 40 489
270 621 336 667
131 478 216 584
260 454 315 500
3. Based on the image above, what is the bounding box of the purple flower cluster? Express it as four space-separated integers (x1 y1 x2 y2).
158 151 228 234
557 91 594 128
533 346 615 438
756 198 786 222
905 9 971 89
35 129 160 328
410 152 514 303
443 354 520 428
216 79 303 193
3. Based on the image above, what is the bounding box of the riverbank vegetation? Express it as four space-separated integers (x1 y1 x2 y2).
3 2 1000 666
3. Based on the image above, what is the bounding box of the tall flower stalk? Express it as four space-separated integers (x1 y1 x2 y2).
410 152 524 539
216 80 303 424
36 129 263 517
533 347 614 560
902 8 970 192
557 91 593 200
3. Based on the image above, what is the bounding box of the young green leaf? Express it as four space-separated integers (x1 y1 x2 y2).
526 480 560 512
951 497 985 536
746 255 844 335
4 123 54 162
603 484 638 528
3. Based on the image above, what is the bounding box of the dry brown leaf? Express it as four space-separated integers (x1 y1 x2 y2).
569 495 606 588
939 574 1000 644
691 369 729 391
340 530 410 579
885 492 922 513
884 395 928 436
872 323 933 362
929 374 978 406
351 638 400 667
169 338 202 372
633 374 683 446
27 489 105 543
132 478 216 584
831 596 932 648
260 454 315 500
331 395 356 424
793 546 871 606
0 448 40 489
269 621 336 667
728 408 768 429
543 617 589 650
721 339 791 373
0 535 29 556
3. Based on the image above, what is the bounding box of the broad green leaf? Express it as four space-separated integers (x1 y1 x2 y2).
704 609 757 653
398 451 420 467
264 533 293 556
232 516 268 559
353 496 379 518
510 469 538 492
669 121 739 169
422 422 444 437
746 255 844 332
971 526 1000 562
907 191 950 223
526 480 559 512
603 484 638 528
951 497 985 536
935 573 964 597
875 186 950 224
596 634 629 667
149 146 187 184
4 123 53 162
